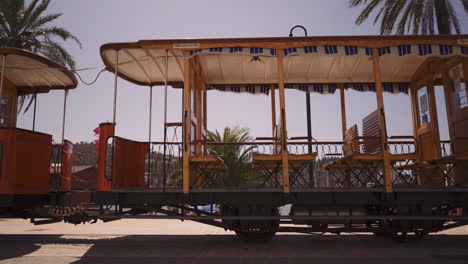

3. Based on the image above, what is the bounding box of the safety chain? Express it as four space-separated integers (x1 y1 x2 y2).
48 205 85 218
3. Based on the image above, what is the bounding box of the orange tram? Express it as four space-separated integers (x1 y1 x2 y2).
1 35 468 241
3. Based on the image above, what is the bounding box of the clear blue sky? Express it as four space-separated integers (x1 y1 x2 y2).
16 0 468 143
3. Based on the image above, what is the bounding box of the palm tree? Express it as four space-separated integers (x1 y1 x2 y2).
350 0 468 35
207 126 256 186
0 0 81 111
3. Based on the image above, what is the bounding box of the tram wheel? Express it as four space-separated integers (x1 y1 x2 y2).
414 230 428 239
221 205 279 242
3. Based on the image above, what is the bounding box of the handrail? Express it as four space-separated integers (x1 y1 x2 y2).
150 140 420 145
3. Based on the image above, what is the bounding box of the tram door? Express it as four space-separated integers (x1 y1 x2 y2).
445 62 468 185
413 84 441 162
412 78 442 185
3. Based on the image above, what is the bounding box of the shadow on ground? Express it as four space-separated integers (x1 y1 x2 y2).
1 234 468 263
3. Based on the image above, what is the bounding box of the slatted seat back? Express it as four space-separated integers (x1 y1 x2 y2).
362 110 382 155
344 125 360 156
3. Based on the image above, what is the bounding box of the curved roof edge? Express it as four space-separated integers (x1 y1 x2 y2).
0 47 78 92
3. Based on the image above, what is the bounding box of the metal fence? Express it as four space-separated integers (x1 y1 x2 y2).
139 138 460 190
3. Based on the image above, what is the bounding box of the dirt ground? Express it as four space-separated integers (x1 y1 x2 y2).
1 219 468 263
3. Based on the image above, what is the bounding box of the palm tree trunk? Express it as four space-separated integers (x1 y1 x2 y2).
434 0 452 34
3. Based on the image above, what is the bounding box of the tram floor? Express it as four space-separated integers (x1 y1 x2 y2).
0 219 468 263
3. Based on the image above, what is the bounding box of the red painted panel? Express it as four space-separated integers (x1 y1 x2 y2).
58 140 73 192
96 123 114 191
0 128 52 194
112 137 149 188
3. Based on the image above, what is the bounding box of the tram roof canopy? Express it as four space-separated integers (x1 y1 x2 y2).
0 48 78 95
101 35 468 95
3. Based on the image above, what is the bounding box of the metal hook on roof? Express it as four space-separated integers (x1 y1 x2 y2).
289 25 308 37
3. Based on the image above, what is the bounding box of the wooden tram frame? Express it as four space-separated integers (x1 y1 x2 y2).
0 35 467 240
91 35 468 240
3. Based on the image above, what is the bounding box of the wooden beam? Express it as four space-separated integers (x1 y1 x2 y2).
182 51 191 193
372 48 393 193
339 84 347 139
137 35 468 51
277 50 290 193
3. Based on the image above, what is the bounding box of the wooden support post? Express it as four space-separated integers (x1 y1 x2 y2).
277 50 290 192
409 87 422 184
182 51 191 194
372 48 392 192
339 84 351 186
339 84 347 138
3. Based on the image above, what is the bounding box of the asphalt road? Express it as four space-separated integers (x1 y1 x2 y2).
1 219 468 264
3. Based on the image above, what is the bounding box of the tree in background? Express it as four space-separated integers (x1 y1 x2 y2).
350 0 468 35
207 126 256 186
0 0 81 112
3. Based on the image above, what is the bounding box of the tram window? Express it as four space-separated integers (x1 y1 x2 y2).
450 65 467 110
418 87 431 125
105 137 114 180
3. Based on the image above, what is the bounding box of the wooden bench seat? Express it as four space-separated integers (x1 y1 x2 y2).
325 110 417 170
252 153 317 169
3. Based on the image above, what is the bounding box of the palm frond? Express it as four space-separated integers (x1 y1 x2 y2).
351 0 468 35
25 0 50 30
27 13 61 30
446 0 461 34
396 0 414 34
38 26 82 48
462 0 468 12
355 0 383 25
38 39 76 69
0 0 81 114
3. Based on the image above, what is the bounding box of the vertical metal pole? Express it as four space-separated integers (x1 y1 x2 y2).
148 86 153 187
290 25 313 187
61 89 68 143
32 93 37 131
306 91 314 186
112 50 119 124
162 50 169 191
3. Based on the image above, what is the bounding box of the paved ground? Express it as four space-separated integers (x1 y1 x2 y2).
1 219 468 263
